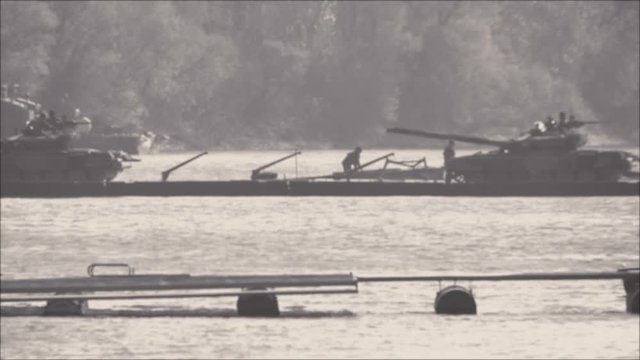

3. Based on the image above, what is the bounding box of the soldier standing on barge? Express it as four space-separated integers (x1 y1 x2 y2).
444 140 455 165
342 146 363 172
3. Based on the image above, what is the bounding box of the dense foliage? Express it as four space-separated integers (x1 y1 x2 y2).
2 1 638 149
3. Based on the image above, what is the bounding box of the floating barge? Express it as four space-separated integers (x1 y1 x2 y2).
2 151 638 198
1 180 638 198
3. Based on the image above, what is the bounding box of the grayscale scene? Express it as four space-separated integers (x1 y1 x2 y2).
1 1 639 359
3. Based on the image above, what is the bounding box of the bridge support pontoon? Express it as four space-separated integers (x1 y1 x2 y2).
434 285 476 315
44 298 88 316
237 288 280 317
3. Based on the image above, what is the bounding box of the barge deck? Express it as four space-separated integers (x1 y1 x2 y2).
1 180 638 197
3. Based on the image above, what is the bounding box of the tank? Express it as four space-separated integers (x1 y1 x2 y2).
1 131 135 183
387 117 639 184
1 92 138 183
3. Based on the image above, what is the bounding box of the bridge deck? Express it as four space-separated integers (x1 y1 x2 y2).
0 274 358 294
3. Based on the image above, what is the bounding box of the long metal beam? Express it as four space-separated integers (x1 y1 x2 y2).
357 271 639 283
0 288 358 303
161 151 208 182
0 274 358 294
252 151 302 174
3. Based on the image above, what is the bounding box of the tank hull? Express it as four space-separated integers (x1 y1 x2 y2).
1 149 124 183
446 150 633 184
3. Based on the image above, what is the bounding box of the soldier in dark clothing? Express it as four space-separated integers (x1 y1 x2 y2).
545 115 557 132
48 110 61 127
558 112 567 125
444 140 455 165
557 111 568 132
342 146 362 172
25 111 54 136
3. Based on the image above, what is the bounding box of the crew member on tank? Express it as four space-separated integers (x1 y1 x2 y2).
342 146 362 172
544 115 557 132
558 112 567 127
73 108 82 121
48 110 61 126
558 111 567 131
444 140 455 165
26 111 53 135
530 120 546 136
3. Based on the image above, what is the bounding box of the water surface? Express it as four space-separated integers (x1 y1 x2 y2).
1 150 639 359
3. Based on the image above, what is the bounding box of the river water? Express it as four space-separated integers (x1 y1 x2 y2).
1 150 639 359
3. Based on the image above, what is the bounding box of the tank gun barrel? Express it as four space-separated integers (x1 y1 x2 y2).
386 127 508 147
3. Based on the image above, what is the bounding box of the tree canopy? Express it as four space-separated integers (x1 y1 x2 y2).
2 1 638 149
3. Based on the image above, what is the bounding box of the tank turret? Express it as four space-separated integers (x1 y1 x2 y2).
387 116 637 184
388 117 598 154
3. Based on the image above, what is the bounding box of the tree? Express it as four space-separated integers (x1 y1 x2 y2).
1 1 58 96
